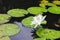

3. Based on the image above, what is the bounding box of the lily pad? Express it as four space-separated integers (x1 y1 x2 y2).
22 16 35 28
48 6 60 14
7 9 28 17
22 16 47 28
27 7 47 15
53 1 60 5
0 31 4 37
0 24 20 36
33 38 46 40
39 1 48 8
39 2 56 8
41 20 47 25
0 14 10 24
36 28 60 39
0 36 10 40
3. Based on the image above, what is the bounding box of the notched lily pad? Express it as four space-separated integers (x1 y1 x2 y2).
7 9 28 17
0 36 10 40
36 28 60 39
22 16 35 28
48 6 60 14
27 7 47 15
0 24 20 36
0 14 11 24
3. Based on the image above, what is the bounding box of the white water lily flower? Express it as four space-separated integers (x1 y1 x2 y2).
31 14 46 28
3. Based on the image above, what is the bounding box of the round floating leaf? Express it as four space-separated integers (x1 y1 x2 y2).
36 28 60 39
27 7 47 15
0 14 11 24
48 6 60 14
22 16 35 28
7 9 28 17
0 36 10 40
33 38 46 40
0 24 20 36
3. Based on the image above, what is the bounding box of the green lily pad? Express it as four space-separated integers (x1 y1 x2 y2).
7 9 28 17
33 38 46 40
0 20 9 24
22 16 47 28
22 16 35 28
0 24 20 36
48 6 60 14
0 14 10 24
0 36 10 40
36 28 60 39
39 2 56 8
0 31 4 37
27 7 47 15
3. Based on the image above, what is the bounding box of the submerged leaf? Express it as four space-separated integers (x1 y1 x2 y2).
27 7 47 15
48 6 60 14
0 24 20 36
7 9 28 17
36 28 60 39
0 14 10 24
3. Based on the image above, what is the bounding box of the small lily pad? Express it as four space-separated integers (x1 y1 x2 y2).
27 7 47 15
41 20 47 24
22 16 35 28
39 1 48 8
7 9 28 17
39 2 56 8
0 36 10 40
46 3 56 7
36 28 60 39
0 14 10 24
0 24 20 36
48 6 60 14
53 1 60 5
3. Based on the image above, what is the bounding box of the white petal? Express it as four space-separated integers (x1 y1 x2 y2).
42 15 46 21
31 14 47 28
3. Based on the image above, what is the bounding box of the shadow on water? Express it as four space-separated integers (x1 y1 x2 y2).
44 12 60 30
